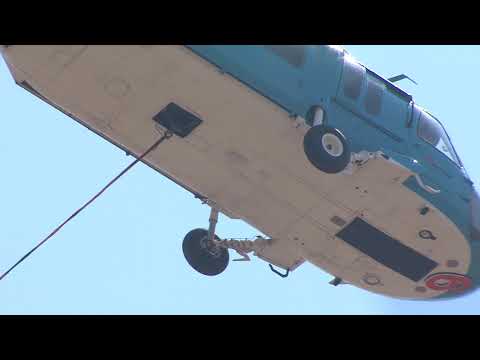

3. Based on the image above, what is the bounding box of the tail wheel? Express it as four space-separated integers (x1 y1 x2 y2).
182 228 229 276
303 125 351 174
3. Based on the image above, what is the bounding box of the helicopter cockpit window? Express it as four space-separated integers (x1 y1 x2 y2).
264 45 306 68
342 58 365 100
418 112 460 166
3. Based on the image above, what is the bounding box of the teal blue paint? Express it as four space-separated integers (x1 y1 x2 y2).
185 45 477 299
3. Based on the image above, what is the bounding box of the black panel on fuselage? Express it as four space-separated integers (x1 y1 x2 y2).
336 218 438 282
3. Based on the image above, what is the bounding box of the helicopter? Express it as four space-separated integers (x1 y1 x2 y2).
1 45 479 300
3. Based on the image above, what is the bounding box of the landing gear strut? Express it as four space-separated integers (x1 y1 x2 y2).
182 204 274 276
182 207 229 276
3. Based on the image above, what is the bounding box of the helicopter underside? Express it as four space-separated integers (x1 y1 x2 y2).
1 45 472 300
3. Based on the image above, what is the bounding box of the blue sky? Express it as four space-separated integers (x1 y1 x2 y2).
1 45 479 314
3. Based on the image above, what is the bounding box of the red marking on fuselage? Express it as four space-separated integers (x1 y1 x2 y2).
425 273 472 293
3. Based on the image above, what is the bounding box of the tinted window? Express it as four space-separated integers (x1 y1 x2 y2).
472 189 480 242
418 112 460 165
265 45 306 68
343 58 365 100
365 77 384 116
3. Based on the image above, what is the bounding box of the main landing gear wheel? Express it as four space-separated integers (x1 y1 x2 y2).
182 228 229 276
303 125 351 174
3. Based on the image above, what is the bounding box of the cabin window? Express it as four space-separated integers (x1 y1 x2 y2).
472 189 480 242
418 112 460 165
342 58 365 100
264 45 306 68
365 77 384 116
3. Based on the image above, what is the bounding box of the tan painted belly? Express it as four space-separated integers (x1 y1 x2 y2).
2 45 471 299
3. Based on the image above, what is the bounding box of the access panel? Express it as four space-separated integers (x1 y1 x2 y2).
336 217 438 282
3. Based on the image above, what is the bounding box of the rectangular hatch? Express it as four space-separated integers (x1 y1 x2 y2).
336 217 438 282
153 103 203 138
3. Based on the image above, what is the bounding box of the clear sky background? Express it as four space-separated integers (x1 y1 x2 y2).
1 45 479 314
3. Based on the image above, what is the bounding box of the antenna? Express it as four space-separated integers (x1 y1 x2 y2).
388 74 418 85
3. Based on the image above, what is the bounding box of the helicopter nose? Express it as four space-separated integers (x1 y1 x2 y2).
472 189 480 242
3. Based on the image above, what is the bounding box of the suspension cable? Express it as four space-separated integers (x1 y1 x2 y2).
0 131 172 282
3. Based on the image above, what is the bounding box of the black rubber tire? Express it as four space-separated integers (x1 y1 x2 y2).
303 125 351 174
182 228 229 276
